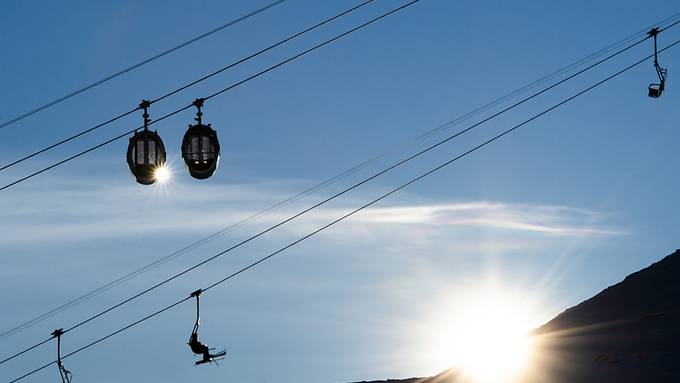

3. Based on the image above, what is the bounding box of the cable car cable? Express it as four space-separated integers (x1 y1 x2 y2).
0 0 424 362
0 0 377 174
1 24 674 368
3 2 677 193
0 0 287 130
0 0 409 191
0 0 413 191
1 12 676 360
147 0 378 105
2 12 679 346
0 25 650 363
415 14 680 143
9 40 680 382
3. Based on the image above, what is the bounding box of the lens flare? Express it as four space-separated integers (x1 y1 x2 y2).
417 285 542 383
449 299 535 383
153 165 172 184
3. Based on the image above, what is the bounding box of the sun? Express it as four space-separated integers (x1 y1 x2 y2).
153 165 172 184
422 287 540 383
449 296 535 382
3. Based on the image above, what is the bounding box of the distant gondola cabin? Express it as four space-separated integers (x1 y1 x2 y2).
181 123 220 179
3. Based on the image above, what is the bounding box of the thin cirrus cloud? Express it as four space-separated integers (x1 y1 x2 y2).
350 202 625 237
0 179 624 246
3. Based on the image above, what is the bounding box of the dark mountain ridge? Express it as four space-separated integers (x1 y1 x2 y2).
350 249 680 383
534 248 680 334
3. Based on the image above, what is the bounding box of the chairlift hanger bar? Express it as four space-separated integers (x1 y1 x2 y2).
8 36 680 383
191 289 201 334
647 27 669 97
50 329 72 383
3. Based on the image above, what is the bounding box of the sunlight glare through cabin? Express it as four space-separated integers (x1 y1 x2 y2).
154 164 172 184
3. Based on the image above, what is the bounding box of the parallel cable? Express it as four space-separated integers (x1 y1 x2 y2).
148 0 377 105
0 0 376 173
0 0 286 130
10 39 679 383
2 6 679 177
2 8 674 344
0 22 669 367
415 14 680 143
7 297 191 383
4 8 679 189
0 0 424 364
2 6 679 188
0 0 409 192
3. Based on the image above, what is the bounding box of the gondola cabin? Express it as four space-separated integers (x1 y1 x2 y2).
126 129 167 185
181 123 220 179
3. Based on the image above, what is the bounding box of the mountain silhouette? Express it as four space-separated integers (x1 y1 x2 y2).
350 249 680 383
349 369 461 383
530 248 680 382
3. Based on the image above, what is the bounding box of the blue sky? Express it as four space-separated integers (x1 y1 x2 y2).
1 0 679 382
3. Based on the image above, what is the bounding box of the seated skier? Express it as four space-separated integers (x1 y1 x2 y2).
187 289 226 365
188 332 226 365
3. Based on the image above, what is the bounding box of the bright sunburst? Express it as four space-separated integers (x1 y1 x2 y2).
421 286 541 383
449 295 535 382
153 165 172 184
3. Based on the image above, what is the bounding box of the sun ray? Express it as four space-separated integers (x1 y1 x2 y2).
417 285 544 382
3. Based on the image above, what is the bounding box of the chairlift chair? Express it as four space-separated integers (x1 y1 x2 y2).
187 289 226 366
647 27 668 98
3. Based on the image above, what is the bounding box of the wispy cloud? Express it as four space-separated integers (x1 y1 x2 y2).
349 202 624 237
0 178 624 247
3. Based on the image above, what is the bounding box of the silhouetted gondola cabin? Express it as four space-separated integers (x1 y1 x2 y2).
181 123 220 179
127 129 167 185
